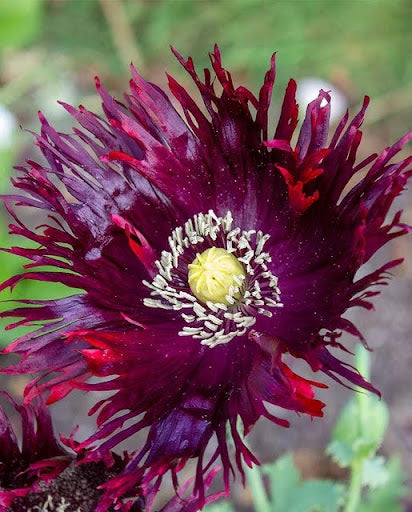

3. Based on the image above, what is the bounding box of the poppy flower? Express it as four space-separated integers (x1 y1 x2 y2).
0 394 131 511
0 393 71 509
0 394 221 511
1 46 411 503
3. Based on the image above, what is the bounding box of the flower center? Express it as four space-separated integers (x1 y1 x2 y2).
188 248 246 305
143 210 283 348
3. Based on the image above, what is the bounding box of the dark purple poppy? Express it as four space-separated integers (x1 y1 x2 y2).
0 393 215 511
1 46 411 502
0 393 71 509
0 393 142 511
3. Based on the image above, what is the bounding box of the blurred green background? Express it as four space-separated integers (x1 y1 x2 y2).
0 0 411 347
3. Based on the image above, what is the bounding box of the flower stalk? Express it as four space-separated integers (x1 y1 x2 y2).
245 464 272 512
343 457 363 512
343 345 371 512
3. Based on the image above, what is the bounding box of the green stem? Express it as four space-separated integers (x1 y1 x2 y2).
355 344 370 434
343 458 363 512
99 0 143 70
343 344 370 512
245 464 272 512
354 344 370 381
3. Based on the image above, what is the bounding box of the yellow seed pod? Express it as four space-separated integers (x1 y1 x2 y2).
188 247 245 305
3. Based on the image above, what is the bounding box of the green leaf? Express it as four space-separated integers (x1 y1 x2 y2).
358 457 406 512
327 440 354 467
263 453 344 512
327 393 388 467
290 479 345 512
263 453 300 511
361 456 389 489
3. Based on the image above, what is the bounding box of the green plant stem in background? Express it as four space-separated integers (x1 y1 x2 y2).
343 458 363 512
343 345 370 512
245 464 271 512
98 0 142 70
355 345 370 434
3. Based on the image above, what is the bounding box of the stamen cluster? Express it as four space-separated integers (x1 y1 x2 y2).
143 210 283 347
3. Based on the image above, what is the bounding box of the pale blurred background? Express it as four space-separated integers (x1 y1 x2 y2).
0 0 411 508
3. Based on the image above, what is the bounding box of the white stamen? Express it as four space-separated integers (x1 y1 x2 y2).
258 308 273 317
181 326 203 335
182 314 196 322
143 210 282 348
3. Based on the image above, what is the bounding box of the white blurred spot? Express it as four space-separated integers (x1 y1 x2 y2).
35 77 77 121
296 77 348 124
0 104 16 149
